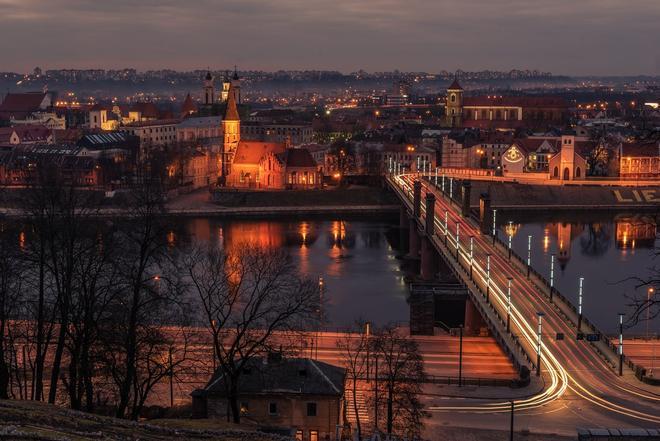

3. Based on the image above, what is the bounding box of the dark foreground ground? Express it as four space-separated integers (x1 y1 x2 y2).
0 400 285 441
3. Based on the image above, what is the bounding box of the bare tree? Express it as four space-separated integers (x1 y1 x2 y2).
371 325 426 439
336 321 370 440
106 173 172 419
183 244 318 423
0 227 23 399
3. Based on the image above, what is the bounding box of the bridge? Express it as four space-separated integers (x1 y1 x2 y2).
385 172 660 427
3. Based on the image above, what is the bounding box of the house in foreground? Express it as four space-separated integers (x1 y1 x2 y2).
192 355 345 441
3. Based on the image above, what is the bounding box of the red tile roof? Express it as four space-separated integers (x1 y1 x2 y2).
621 142 660 158
447 78 463 90
0 92 50 119
233 141 285 165
276 148 317 168
463 96 568 108
129 102 160 119
181 93 197 115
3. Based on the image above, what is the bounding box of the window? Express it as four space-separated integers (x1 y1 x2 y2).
310 431 318 441
240 402 249 415
295 431 303 441
306 402 317 417
269 402 278 415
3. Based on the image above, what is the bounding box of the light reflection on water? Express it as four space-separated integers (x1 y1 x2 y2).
501 213 660 334
181 217 409 327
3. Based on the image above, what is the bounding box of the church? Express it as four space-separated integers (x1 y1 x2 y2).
207 71 320 190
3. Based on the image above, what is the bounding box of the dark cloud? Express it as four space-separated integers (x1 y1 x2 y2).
0 0 658 75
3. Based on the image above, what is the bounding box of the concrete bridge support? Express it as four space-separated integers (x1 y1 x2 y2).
420 192 438 281
409 219 420 259
464 297 487 336
479 192 492 235
461 180 472 217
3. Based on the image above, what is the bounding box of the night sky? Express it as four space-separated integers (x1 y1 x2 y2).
1 0 658 75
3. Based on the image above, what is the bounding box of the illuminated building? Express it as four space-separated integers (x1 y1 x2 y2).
618 142 660 178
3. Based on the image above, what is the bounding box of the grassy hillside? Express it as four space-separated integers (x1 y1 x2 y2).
0 400 287 441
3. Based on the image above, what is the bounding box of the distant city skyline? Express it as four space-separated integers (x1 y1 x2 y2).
0 0 659 76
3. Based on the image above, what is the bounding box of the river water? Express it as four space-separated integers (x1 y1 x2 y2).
177 212 659 335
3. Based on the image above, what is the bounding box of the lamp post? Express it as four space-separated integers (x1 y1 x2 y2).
458 325 463 387
469 235 474 280
442 173 445 194
507 221 513 260
578 277 584 332
647 287 654 340
388 156 392 174
455 222 461 261
417 156 420 175
536 312 545 376
435 167 438 186
486 254 491 303
449 178 453 202
507 277 512 332
492 209 497 245
526 235 532 278
510 401 515 441
365 321 371 381
444 210 449 244
618 313 624 376
549 254 555 303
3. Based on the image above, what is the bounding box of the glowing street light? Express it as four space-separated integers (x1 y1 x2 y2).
492 209 497 245
469 235 474 280
578 277 584 332
508 221 513 260
441 173 446 193
527 235 532 278
434 167 438 185
507 277 513 332
455 222 460 260
549 254 555 302
449 178 453 201
486 253 491 303
536 312 545 376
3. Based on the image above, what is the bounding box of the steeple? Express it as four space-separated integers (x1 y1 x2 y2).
203 70 215 106
224 84 240 121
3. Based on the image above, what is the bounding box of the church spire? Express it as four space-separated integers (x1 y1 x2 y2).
224 84 240 121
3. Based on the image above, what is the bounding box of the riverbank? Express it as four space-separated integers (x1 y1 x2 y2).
461 180 660 211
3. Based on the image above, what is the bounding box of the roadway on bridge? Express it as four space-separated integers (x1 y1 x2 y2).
393 173 660 434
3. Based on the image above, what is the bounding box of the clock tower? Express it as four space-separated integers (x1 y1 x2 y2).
445 76 464 127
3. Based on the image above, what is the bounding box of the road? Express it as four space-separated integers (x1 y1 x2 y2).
391 173 660 433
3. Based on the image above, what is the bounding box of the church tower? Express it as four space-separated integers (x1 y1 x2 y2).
221 83 241 180
203 71 215 106
230 66 241 104
445 75 464 127
221 70 231 102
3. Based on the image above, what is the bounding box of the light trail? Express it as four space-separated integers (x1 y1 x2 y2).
391 173 660 422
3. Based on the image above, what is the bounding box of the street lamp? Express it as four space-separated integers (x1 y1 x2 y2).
647 287 655 341
469 235 474 280
536 312 545 376
578 277 584 332
417 156 420 174
455 222 460 261
527 235 532 278
486 254 491 303
549 254 555 303
618 313 624 376
507 277 512 332
508 221 513 260
444 209 449 236
435 167 438 186
449 178 453 201
492 209 497 245
442 173 446 194
365 321 371 381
